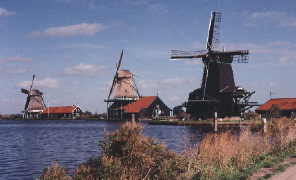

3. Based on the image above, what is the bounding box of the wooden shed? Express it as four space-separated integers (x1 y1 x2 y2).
41 105 83 119
119 96 171 120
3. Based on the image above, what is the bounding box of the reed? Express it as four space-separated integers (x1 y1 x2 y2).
38 118 296 180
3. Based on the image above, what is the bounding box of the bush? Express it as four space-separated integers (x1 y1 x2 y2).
38 161 69 180
39 119 296 180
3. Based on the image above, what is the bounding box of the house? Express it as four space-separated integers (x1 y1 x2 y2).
41 105 83 119
119 96 171 120
256 98 296 117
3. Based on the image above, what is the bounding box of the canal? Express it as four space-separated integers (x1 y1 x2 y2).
0 120 205 179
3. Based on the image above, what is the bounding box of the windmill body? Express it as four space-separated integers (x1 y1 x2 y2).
21 75 46 119
114 70 137 99
171 12 258 119
104 50 141 119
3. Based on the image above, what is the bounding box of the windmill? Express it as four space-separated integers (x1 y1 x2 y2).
171 12 257 119
21 75 46 119
105 50 141 119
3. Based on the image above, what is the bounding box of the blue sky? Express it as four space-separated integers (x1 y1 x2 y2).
0 0 295 114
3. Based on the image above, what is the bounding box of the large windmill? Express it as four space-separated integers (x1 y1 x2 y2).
104 50 141 119
171 12 258 119
21 75 46 119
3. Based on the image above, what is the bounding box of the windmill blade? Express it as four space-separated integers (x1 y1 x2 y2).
107 76 117 99
21 88 30 94
215 50 249 63
29 74 35 92
132 76 141 98
24 95 30 110
206 12 221 51
116 50 124 72
170 50 206 60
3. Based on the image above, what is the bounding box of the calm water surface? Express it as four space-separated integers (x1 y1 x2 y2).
0 120 204 179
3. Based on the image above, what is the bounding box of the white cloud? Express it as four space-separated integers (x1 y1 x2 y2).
249 11 296 27
161 77 183 87
148 4 168 13
17 78 60 89
63 63 107 76
7 68 32 74
64 43 107 49
124 0 148 6
0 55 33 63
224 41 296 63
169 96 180 102
138 79 158 90
0 7 16 17
268 82 277 87
30 23 106 38
99 80 112 92
250 11 285 19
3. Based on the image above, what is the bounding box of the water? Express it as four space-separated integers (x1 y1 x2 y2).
0 120 204 179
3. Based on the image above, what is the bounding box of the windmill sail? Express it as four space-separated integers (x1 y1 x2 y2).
21 75 46 118
170 11 255 119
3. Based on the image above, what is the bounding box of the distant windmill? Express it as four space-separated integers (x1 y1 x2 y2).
105 50 141 118
21 75 46 119
171 12 258 118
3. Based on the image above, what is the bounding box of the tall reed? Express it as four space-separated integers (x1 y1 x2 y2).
38 118 296 180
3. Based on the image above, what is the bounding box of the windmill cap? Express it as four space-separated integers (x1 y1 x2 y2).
118 69 132 78
30 89 43 96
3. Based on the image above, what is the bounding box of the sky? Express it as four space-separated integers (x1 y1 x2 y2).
0 0 296 114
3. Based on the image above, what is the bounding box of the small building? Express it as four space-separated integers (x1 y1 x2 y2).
256 98 296 117
41 106 83 119
119 96 171 120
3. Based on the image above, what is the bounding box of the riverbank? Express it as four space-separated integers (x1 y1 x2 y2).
148 120 251 131
38 117 296 179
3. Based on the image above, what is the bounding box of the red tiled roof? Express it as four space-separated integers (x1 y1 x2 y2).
256 98 296 111
41 106 77 114
120 96 157 113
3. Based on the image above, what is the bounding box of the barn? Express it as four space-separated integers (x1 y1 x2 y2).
256 98 296 118
119 96 171 120
41 105 83 119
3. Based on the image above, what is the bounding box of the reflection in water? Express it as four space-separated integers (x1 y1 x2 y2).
0 120 204 179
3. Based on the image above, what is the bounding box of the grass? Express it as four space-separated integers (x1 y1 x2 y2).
38 117 296 180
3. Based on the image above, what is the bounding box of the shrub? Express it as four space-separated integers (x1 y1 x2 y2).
38 161 69 180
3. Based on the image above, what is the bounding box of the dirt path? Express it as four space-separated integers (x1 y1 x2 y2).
250 157 296 180
270 164 296 180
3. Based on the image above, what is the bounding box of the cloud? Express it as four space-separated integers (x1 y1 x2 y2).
17 78 60 89
161 77 183 87
124 0 147 6
0 7 16 17
138 80 158 90
63 63 107 76
30 23 106 38
0 55 33 63
7 68 32 74
250 11 285 19
64 43 108 49
268 82 277 87
169 96 180 102
99 80 112 92
148 4 168 13
249 11 296 27
224 41 296 63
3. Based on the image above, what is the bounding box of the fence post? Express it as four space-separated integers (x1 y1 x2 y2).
214 112 218 132
261 118 267 133
132 114 135 123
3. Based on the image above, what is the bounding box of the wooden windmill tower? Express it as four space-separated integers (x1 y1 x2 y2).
21 75 46 119
104 50 141 119
171 12 257 119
